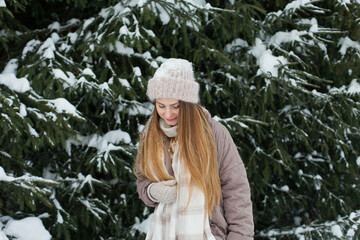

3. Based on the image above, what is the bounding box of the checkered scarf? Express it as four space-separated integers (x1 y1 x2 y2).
145 138 215 240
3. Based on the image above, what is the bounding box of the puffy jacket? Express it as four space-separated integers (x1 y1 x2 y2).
135 112 254 240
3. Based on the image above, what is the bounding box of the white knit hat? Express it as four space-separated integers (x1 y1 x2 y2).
147 58 199 103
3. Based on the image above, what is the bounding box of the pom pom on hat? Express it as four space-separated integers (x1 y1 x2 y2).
147 58 199 103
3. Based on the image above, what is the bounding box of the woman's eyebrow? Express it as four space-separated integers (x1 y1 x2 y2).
156 102 179 106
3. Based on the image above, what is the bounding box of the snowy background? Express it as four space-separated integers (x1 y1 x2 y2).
0 0 360 239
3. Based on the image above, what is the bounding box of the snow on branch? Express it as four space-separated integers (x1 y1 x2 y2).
62 173 109 199
0 166 58 186
259 209 360 239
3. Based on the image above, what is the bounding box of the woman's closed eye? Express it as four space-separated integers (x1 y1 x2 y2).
157 104 179 109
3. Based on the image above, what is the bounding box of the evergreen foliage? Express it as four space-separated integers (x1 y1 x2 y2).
0 0 359 239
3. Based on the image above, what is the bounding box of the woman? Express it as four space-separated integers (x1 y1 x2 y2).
134 58 254 240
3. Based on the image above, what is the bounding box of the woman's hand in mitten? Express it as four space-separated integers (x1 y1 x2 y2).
147 180 177 204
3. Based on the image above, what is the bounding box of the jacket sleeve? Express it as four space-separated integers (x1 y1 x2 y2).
134 162 158 208
215 122 254 240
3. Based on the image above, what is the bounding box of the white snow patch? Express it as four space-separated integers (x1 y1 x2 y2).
103 130 131 144
133 67 142 77
82 68 96 78
57 212 64 224
3 217 51 240
269 30 306 46
280 185 289 192
119 78 131 88
1 59 18 74
48 21 60 32
0 230 9 240
117 101 153 116
0 73 31 93
67 32 78 44
0 166 15 182
110 41 134 56
309 18 318 32
47 98 83 119
52 69 77 88
20 103 27 117
338 37 360 55
38 37 57 59
346 228 355 237
22 39 41 59
285 0 311 11
329 79 360 95
153 2 170 25
331 224 343 238
348 79 360 94
132 215 152 234
28 123 39 137
67 129 131 157
224 38 249 52
250 38 287 77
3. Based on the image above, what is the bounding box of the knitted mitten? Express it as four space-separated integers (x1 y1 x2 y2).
147 180 177 204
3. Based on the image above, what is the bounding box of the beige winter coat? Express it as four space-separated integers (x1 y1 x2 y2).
135 112 254 240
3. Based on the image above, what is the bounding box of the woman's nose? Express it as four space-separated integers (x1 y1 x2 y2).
164 108 172 118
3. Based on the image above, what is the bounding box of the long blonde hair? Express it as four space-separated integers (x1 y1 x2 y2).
134 101 221 218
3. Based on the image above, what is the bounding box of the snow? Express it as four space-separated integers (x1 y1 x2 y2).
0 166 15 182
329 79 360 95
250 38 288 77
0 74 31 93
0 0 5 7
224 38 249 52
22 39 41 59
133 67 142 76
1 59 18 74
110 41 134 56
67 32 78 44
28 123 39 137
132 215 152 235
338 37 360 55
269 30 306 46
20 103 27 117
37 34 60 59
82 68 96 78
52 68 76 88
280 185 289 192
348 79 360 94
48 21 60 32
3 217 51 240
331 224 343 238
153 2 170 25
119 78 131 88
103 130 131 144
284 0 311 11
66 129 131 157
82 17 95 32
99 3 131 20
117 101 153 116
56 212 64 224
0 231 8 240
47 98 83 119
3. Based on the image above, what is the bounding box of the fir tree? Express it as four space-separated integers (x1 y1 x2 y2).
0 0 359 239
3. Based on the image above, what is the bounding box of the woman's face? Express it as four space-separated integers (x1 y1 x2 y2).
155 98 180 126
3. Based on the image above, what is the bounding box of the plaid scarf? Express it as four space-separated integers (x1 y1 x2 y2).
146 138 215 240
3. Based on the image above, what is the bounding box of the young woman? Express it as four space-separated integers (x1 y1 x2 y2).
134 58 254 240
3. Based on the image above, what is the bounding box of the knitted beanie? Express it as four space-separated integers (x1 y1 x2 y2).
147 58 199 103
